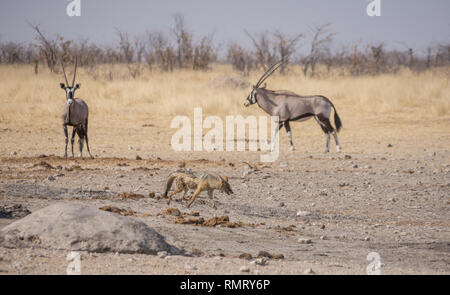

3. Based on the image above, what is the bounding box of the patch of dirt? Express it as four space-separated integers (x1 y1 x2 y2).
0 204 31 219
112 192 145 200
31 161 55 170
98 206 152 218
174 215 259 228
99 206 136 216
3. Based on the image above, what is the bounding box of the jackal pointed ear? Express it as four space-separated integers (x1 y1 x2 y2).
60 83 65 89
222 176 229 182
75 83 81 89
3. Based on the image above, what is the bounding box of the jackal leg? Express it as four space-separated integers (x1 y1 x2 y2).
181 189 189 200
167 187 184 205
207 189 216 209
187 186 203 208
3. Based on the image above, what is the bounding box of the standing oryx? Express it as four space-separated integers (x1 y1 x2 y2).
244 62 342 153
60 57 92 158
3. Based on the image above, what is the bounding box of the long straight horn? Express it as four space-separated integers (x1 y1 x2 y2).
61 60 69 86
71 56 78 87
255 61 282 88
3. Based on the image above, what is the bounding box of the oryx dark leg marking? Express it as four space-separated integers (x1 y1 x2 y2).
315 115 333 153
63 124 69 158
284 121 295 151
76 126 85 157
70 126 76 158
84 119 93 158
271 121 284 151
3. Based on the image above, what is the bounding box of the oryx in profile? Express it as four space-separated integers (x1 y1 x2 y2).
60 57 92 158
244 62 342 153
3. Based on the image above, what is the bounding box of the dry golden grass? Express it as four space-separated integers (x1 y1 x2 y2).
0 64 449 130
0 63 449 159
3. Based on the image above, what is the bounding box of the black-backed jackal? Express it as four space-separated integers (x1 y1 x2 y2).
163 170 233 209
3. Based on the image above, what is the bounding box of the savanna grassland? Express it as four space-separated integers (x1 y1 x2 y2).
0 64 449 274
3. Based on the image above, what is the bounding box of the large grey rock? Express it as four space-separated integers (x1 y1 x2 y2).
0 202 178 255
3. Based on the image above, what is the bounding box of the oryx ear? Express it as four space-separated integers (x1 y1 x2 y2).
60 83 65 89
75 83 81 89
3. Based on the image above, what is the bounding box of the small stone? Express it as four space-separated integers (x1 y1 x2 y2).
240 266 250 273
271 253 284 259
239 253 253 260
304 268 315 274
320 235 327 240
279 202 285 207
257 251 272 258
296 211 311 217
157 251 168 258
10 151 17 156
185 264 197 271
353 164 358 168
47 176 56 181
135 155 142 160
364 237 371 241
387 144 393 147
252 257 268 266
298 238 313 244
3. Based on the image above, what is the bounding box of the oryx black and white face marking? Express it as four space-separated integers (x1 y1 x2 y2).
60 83 80 105
244 89 257 107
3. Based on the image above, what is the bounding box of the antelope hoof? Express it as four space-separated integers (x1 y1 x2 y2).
337 146 341 153
290 146 296 151
324 149 329 153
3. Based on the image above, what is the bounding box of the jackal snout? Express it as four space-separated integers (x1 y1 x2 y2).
221 176 233 195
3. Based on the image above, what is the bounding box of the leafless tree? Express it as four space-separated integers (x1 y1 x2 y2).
272 31 303 74
227 42 254 76
116 29 141 78
193 35 215 70
301 23 334 77
172 14 193 68
245 30 277 70
29 23 60 72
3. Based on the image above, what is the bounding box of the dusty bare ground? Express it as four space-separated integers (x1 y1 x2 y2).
0 116 449 275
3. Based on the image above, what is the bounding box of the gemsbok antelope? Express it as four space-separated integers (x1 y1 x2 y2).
244 62 342 153
60 57 92 158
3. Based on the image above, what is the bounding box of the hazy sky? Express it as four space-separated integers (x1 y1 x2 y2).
0 0 449 55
